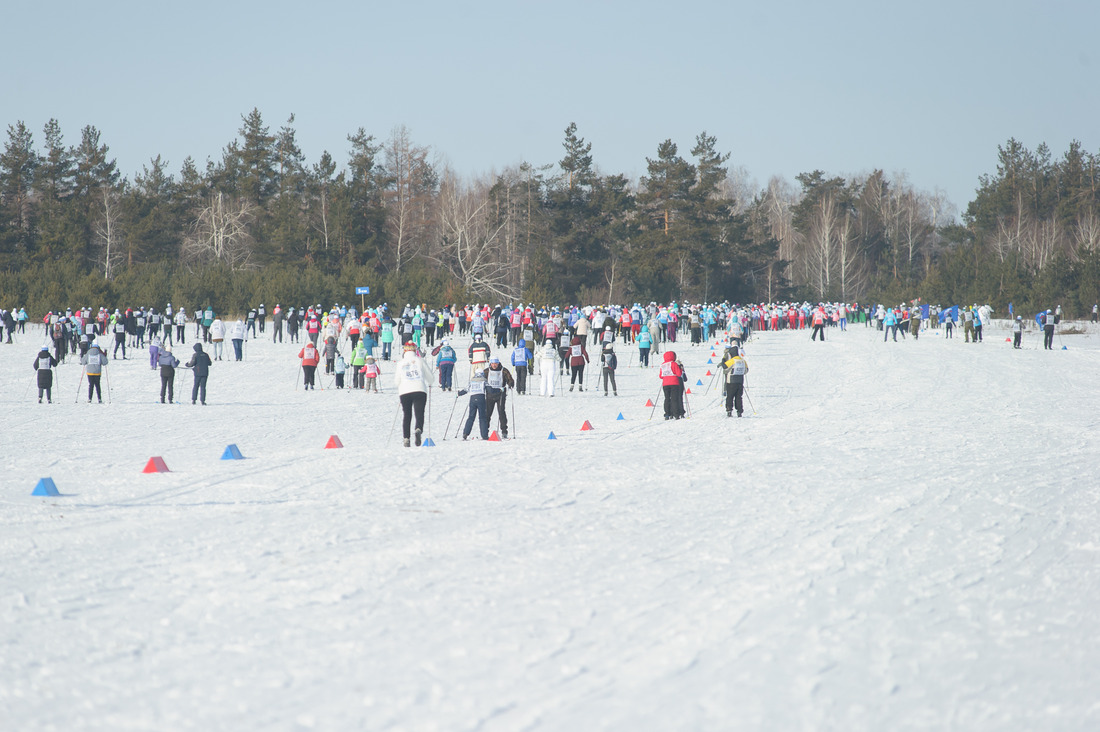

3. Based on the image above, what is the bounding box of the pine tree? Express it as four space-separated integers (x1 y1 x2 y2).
233 108 276 205
344 128 386 267
0 121 38 261
635 139 696 300
122 155 179 267
38 118 73 202
69 125 121 268
559 122 594 194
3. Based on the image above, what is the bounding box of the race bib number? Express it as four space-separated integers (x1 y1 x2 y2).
403 365 421 381
487 371 503 388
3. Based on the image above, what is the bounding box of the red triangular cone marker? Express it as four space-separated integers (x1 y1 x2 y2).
488 430 501 441
580 420 594 431
143 456 170 473
705 370 712 376
686 388 692 395
324 435 343 449
645 398 654 407
710 352 717 357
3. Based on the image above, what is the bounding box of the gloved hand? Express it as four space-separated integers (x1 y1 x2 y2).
458 389 468 397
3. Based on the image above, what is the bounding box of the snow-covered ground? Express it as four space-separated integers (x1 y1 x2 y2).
2 318 1099 731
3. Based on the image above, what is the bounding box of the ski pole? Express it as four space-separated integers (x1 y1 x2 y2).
684 388 692 419
744 385 757 415
648 385 662 420
453 403 469 440
444 392 460 438
75 369 85 402
426 387 432 442
387 402 400 445
510 388 516 439
295 364 302 390
24 372 36 400
704 365 721 396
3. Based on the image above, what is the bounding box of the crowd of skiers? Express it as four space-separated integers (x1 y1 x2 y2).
15 297 1076 428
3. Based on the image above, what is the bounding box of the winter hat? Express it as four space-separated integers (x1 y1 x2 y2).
518 339 525 348
403 341 417 351
603 343 613 351
442 338 449 346
489 357 500 364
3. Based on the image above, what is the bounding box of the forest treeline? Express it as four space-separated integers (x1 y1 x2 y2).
1 110 1098 316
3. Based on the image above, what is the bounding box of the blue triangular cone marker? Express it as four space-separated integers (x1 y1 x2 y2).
616 412 624 420
423 438 436 447
547 431 556 440
32 478 60 497
1062 345 1068 350
221 444 245 460
707 358 713 364
696 379 703 385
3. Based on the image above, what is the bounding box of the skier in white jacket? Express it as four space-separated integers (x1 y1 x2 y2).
537 339 558 397
393 341 432 447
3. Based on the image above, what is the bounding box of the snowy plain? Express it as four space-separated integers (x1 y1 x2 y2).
2 316 1099 731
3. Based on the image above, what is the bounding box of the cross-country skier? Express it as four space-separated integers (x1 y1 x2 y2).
395 341 431 446
81 343 108 403
485 357 514 438
459 368 490 440
723 346 748 417
33 346 58 403
185 343 212 404
659 351 685 420
298 341 320 390
158 344 180 403
510 339 531 394
601 342 618 396
538 338 558 397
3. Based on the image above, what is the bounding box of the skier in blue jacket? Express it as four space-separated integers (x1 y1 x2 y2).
510 339 532 394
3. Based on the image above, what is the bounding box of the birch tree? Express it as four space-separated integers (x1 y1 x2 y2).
383 125 436 273
95 186 123 279
432 171 517 300
182 191 255 271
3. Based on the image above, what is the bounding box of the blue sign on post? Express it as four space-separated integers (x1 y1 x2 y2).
355 286 370 295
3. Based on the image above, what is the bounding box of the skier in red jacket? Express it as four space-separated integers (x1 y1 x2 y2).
567 335 589 392
298 342 320 390
659 350 686 420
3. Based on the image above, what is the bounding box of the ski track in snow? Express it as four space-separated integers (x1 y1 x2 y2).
2 321 1099 731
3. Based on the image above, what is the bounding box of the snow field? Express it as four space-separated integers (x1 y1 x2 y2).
2 320 1099 730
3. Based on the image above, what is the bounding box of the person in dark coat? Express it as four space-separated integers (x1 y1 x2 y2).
158 344 181 403
33 346 58 403
185 343 213 405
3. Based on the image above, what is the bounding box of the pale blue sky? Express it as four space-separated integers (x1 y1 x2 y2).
4 0 1097 218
